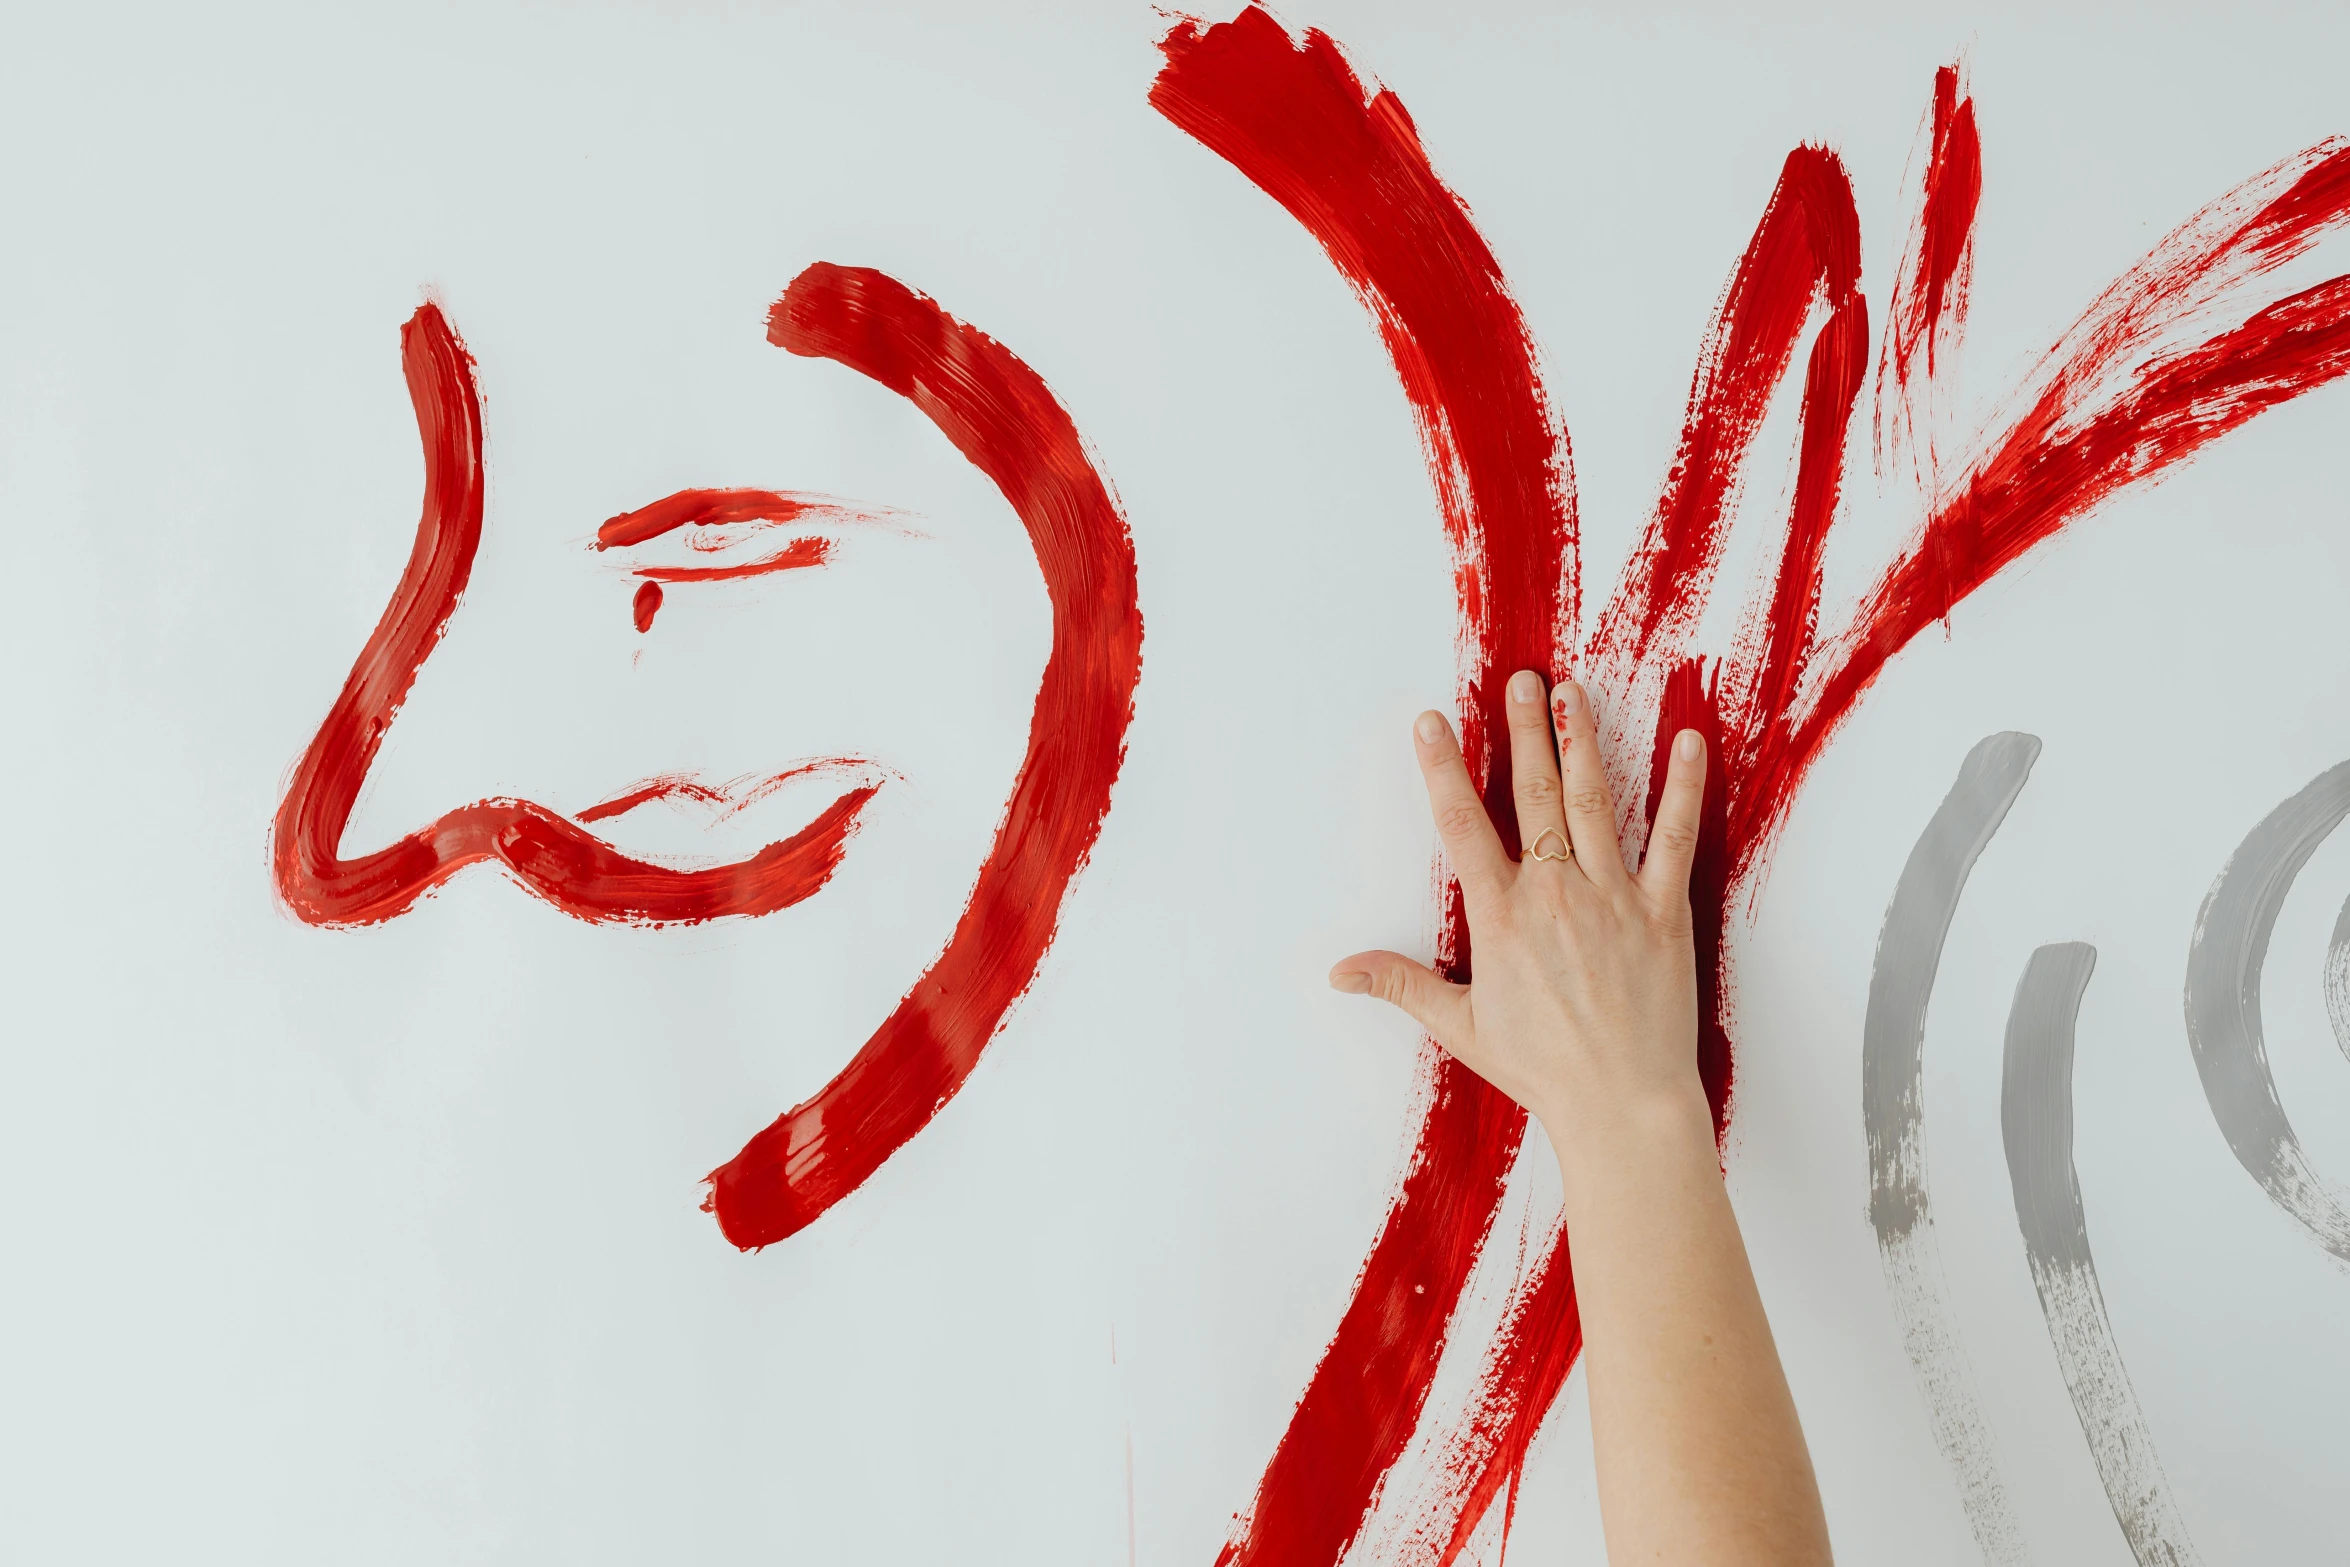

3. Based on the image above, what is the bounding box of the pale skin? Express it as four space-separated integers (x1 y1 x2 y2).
1329 669 1833 1566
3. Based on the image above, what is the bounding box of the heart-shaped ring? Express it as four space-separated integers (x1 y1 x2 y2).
1523 828 1572 863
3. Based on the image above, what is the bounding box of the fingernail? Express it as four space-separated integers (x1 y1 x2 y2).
1415 711 1447 743
1552 684 1582 721
1509 670 1542 704
1329 969 1372 994
1679 730 1703 761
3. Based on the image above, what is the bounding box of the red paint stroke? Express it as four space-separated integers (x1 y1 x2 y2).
1875 64 1981 483
1155 10 2350 1564
1151 11 1576 1567
631 578 663 631
703 262 1144 1249
576 759 870 828
632 533 834 584
271 306 878 928
595 486 881 549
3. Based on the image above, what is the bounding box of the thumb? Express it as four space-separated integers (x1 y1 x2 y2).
1329 950 1473 1048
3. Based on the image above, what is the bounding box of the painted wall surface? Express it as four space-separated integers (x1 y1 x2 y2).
1 4 2345 1564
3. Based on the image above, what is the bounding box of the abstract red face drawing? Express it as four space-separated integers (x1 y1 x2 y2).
272 263 1145 1251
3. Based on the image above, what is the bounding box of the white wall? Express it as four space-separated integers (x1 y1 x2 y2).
1 3 2344 1562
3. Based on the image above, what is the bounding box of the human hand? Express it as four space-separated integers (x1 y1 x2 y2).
1328 670 1711 1147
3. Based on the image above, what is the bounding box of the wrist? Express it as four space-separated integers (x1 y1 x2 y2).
1535 1079 1716 1189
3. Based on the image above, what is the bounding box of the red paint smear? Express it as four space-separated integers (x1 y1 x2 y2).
1876 64 1981 483
701 261 1144 1249
596 486 864 548
271 306 878 928
1151 11 1576 1567
575 759 867 827
1156 11 2350 1564
631 578 663 631
1589 144 1862 693
632 533 834 583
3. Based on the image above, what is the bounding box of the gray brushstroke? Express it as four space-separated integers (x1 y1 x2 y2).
2324 892 2350 1065
2182 760 2350 1263
2002 943 2203 1567
1864 731 2041 1567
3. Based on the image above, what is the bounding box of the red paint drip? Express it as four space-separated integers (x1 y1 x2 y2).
271 306 878 928
632 578 663 631
701 262 1144 1249
1155 10 2350 1563
1152 11 1577 1567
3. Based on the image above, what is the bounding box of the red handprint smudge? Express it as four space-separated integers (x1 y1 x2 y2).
1153 8 2350 1563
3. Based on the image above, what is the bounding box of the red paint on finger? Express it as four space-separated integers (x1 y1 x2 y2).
701 262 1144 1249
1156 11 2350 1564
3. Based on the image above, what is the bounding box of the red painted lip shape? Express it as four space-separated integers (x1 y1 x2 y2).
270 307 879 931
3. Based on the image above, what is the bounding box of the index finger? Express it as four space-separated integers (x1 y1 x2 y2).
1413 710 1513 901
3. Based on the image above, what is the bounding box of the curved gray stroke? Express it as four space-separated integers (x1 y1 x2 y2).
2002 943 2202 1567
1864 731 2042 1566
2324 892 2350 1064
2182 760 2350 1263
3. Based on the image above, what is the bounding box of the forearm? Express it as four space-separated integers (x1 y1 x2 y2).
1547 1090 1832 1566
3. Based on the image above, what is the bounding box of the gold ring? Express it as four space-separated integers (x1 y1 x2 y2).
1524 828 1572 863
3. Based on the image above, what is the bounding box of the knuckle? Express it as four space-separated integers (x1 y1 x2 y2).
1374 966 1416 1006
1515 773 1561 809
1433 799 1488 840
1651 820 1700 857
1565 785 1613 819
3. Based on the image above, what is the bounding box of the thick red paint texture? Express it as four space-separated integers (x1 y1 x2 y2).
631 579 663 632
1154 9 2350 1564
703 262 1143 1248
272 306 877 928
1152 12 1575 1565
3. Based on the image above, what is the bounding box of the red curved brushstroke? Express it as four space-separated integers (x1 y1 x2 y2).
632 579 663 631
702 262 1144 1249
1151 11 1574 1566
1154 10 2350 1563
271 306 877 928
1589 145 1862 691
